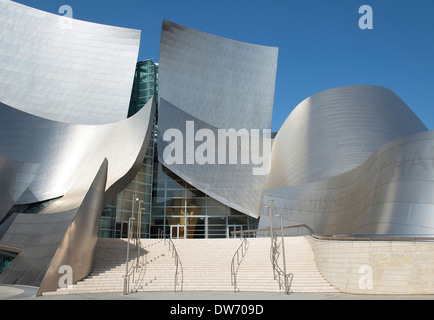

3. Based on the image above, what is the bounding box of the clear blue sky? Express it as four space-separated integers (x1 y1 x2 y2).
13 0 434 132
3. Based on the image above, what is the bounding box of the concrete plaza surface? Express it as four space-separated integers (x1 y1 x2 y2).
1 285 434 300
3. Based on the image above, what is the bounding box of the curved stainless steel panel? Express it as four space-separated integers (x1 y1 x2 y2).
260 130 434 236
158 20 278 217
0 99 155 291
158 98 272 218
265 85 428 190
159 20 278 130
0 0 140 124
0 98 154 205
37 159 108 296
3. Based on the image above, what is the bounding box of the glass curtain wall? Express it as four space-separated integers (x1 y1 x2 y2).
128 59 159 117
151 162 258 239
98 59 158 239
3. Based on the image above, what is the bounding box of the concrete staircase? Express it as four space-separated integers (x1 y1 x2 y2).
172 239 241 291
43 238 174 295
42 236 338 296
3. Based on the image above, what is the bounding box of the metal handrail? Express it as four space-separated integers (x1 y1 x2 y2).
230 224 314 238
270 235 292 294
167 237 183 292
231 224 314 295
123 214 147 294
231 238 249 293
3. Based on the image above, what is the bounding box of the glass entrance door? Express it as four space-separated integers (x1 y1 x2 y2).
116 220 129 238
228 225 244 238
170 224 183 239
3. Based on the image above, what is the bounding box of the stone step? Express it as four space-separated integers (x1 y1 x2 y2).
43 237 339 296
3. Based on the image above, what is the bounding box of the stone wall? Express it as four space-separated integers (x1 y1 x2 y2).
307 237 434 294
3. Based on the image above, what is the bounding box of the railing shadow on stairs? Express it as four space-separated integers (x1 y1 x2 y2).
230 224 314 295
230 237 249 292
123 226 183 294
165 236 184 292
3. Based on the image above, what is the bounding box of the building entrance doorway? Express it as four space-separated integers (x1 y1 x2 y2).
168 217 247 239
170 224 184 239
228 225 245 238
115 220 129 239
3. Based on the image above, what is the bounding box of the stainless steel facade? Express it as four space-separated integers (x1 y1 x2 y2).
0 1 153 295
260 86 433 236
0 1 433 296
265 85 428 190
158 20 278 218
0 99 154 294
0 0 140 125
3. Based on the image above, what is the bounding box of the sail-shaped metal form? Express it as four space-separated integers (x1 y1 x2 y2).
0 0 141 124
158 20 278 218
260 86 433 236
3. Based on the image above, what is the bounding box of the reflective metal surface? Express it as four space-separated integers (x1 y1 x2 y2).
0 0 140 124
0 1 151 294
265 85 428 190
260 87 433 235
0 155 39 221
158 98 272 218
158 20 278 218
0 99 155 292
0 99 154 205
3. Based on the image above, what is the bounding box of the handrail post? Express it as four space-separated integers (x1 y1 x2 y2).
278 214 288 294
123 216 135 295
231 238 249 293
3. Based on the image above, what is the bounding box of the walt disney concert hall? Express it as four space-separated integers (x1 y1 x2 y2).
1 0 434 296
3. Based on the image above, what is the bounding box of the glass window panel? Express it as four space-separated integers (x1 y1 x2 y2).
186 206 204 216
186 189 206 198
152 207 165 216
207 206 228 216
166 189 185 199
167 198 185 207
186 217 205 239
208 217 227 225
153 197 167 207
207 197 225 207
142 166 153 177
141 202 151 212
228 216 248 225
186 197 207 207
166 178 185 189
166 207 185 215
143 156 153 166
121 200 134 212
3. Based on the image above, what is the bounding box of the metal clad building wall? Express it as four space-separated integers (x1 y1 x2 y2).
260 131 434 235
260 86 432 236
159 20 278 130
0 99 154 205
0 99 155 291
158 98 272 218
0 0 141 124
158 20 278 218
265 85 428 190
